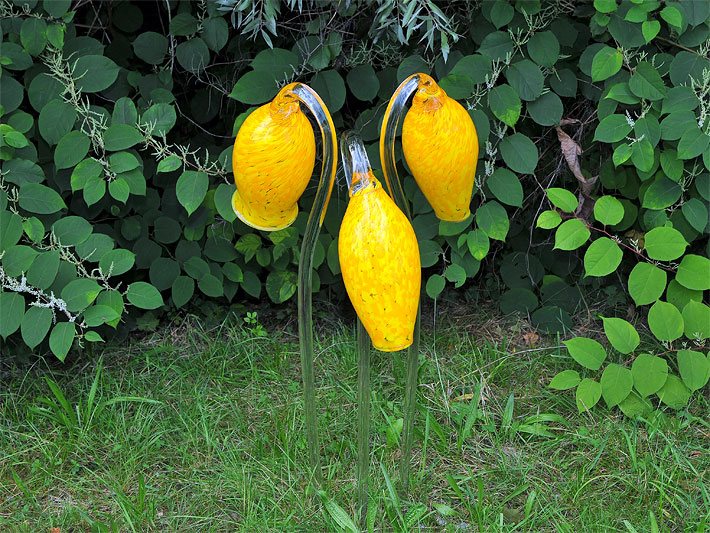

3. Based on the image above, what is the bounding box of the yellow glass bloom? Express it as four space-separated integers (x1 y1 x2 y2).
339 172 421 352
401 74 478 222
232 84 316 231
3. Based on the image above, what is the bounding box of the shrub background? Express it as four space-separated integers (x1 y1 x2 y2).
0 0 708 409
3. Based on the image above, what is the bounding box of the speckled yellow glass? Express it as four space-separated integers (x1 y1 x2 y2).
231 84 316 231
401 74 478 222
339 172 421 352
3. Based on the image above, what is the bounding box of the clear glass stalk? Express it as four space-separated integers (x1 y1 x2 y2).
341 130 373 525
379 73 423 493
289 83 338 487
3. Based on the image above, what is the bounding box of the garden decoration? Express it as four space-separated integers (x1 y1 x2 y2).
232 83 337 485
339 131 421 521
380 73 479 490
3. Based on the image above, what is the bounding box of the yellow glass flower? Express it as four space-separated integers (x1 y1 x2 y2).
231 84 317 231
400 74 479 222
339 171 421 352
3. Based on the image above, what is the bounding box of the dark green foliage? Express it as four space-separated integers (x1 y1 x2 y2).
0 0 707 413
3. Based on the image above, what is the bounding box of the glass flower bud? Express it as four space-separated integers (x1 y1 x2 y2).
339 134 421 352
231 84 316 231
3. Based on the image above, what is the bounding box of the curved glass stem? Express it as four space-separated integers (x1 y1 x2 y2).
341 130 374 526
290 83 338 487
379 73 423 493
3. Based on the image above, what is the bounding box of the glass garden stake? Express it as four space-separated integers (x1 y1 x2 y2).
380 73 479 491
339 131 421 519
232 83 337 486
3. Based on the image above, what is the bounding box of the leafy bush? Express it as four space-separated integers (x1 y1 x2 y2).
0 0 707 412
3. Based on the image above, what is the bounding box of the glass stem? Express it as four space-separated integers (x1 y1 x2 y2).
356 318 371 525
292 83 338 487
379 74 423 493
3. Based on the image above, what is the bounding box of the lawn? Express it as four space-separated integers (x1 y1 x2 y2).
1 311 707 531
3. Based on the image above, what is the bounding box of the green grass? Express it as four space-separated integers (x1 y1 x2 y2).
1 314 708 531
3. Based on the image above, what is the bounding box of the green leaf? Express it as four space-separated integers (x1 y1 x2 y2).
18 183 66 214
266 270 297 303
591 46 622 81
630 139 654 172
619 391 653 418
82 305 120 327
2 245 38 276
170 12 199 35
662 86 700 114
602 317 640 354
594 114 632 143
676 254 710 291
0 292 24 339
576 378 602 413
594 0 618 13
605 83 640 105
439 74 474 100
198 274 223 298
171 276 194 308
176 171 209 216
214 182 237 223
71 158 103 191
61 278 102 312
677 349 709 391
549 369 581 390
505 60 544 101
564 337 607 370
466 229 489 260
20 18 47 56
108 177 130 203
175 37 210 73
629 61 666 101
444 263 467 288
201 17 229 52
99 249 136 277
628 262 666 306
49 322 75 362
73 55 119 93
157 155 182 173
475 201 509 241
554 219 590 250
600 363 633 408
681 198 708 233
631 354 668 397
546 188 578 213
659 149 683 182
38 99 76 146
677 127 710 160
52 216 92 246
425 274 445 299
593 196 624 225
133 32 168 65
657 375 691 409
487 84 522 127
251 48 299 80
500 133 538 174
20 306 52 349
536 210 561 229
55 130 90 170
346 64 380 102
141 103 177 136
682 301 710 340
104 124 143 151
126 282 164 310
310 70 347 113
642 176 681 209
526 31 559 67
584 237 623 277
487 168 522 207
644 227 688 261
641 20 660 43
527 92 563 127
450 55 492 85
659 6 683 27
